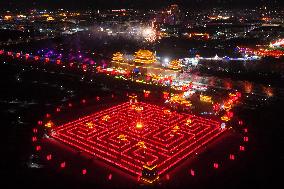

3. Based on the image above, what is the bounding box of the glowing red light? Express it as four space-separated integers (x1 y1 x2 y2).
229 154 235 160
45 58 50 63
68 103 72 107
56 108 61 112
238 120 243 125
213 163 219 169
163 92 169 99
46 154 52 161
36 145 41 151
190 169 195 176
166 174 170 180
46 113 51 118
244 136 249 142
37 120 43 125
51 102 224 177
34 56 39 61
82 169 87 175
96 96 100 101
227 111 234 118
33 128 38 133
82 99 86 104
56 59 61 65
244 128 248 133
240 146 245 151
108 174 112 180
143 90 150 98
60 162 66 168
32 136 37 142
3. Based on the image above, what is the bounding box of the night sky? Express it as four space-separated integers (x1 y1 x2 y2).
0 0 283 11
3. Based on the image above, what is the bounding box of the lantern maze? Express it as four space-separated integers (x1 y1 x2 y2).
50 101 225 183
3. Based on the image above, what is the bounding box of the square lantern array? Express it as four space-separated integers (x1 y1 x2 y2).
51 102 224 177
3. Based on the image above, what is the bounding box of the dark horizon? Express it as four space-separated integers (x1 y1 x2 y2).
0 0 283 11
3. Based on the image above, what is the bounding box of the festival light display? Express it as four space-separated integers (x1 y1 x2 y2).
112 52 124 62
168 94 192 107
133 50 157 64
168 59 182 70
50 101 225 183
200 95 213 104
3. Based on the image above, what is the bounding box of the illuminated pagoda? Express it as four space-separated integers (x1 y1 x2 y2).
111 49 180 78
112 52 124 62
168 59 182 70
133 49 157 64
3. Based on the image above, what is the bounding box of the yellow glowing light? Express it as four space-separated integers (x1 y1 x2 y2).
133 49 156 64
136 122 143 129
172 125 180 133
200 95 213 103
86 122 94 129
163 109 171 115
112 52 124 62
168 59 182 70
45 121 53 128
223 102 232 111
135 106 144 112
169 94 192 107
143 164 157 171
102 115 110 121
4 15 12 20
186 119 192 125
118 134 127 141
221 115 230 122
137 141 147 149
47 16 55 21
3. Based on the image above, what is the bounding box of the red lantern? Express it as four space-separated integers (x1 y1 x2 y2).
34 56 39 61
60 162 66 168
163 92 169 99
240 146 245 151
32 136 37 142
108 174 112 180
38 120 43 125
190 169 195 176
82 169 87 175
213 163 219 169
144 90 150 98
56 59 61 65
36 145 41 151
46 154 52 161
229 154 235 160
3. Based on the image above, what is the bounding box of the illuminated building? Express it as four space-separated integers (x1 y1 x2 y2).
50 101 225 182
111 49 180 78
112 52 124 62
200 95 213 104
168 59 182 70
133 50 156 64
168 94 192 107
187 33 210 40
